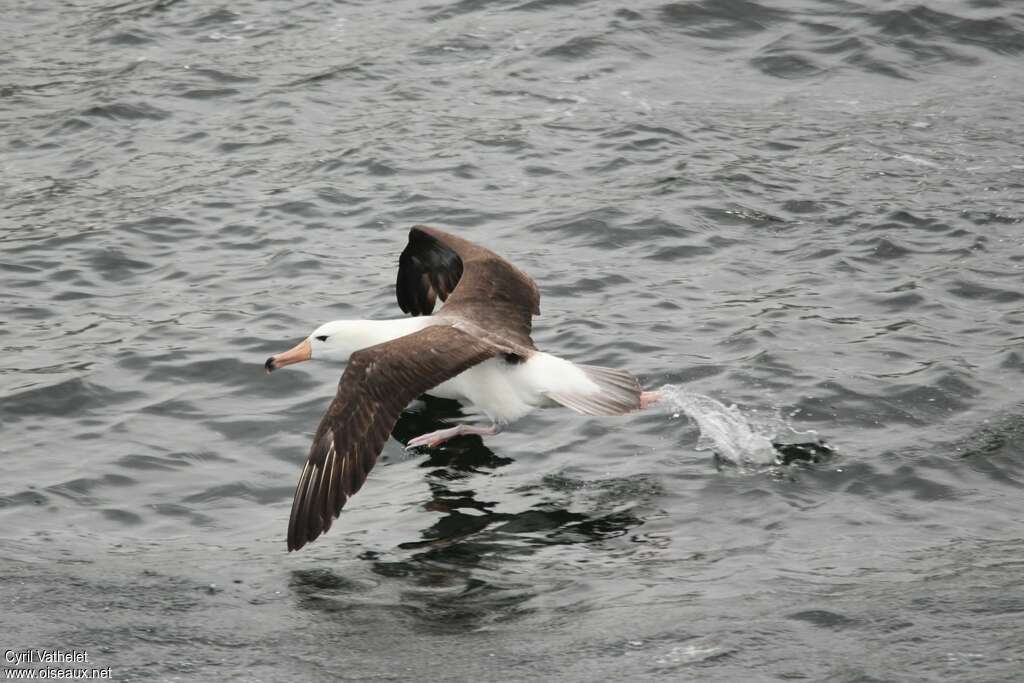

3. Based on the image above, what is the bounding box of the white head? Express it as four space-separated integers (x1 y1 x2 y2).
264 320 366 373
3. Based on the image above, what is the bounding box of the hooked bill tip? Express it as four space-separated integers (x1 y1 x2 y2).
264 357 275 373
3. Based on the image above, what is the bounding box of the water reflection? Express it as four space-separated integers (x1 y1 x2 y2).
393 396 643 552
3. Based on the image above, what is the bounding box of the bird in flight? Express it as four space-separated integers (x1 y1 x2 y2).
265 225 658 551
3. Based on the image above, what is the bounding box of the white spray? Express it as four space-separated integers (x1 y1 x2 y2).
655 384 825 467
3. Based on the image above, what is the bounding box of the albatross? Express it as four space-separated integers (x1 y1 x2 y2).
266 225 658 551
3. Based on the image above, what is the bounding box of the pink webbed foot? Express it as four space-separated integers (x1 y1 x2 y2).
640 391 661 410
405 424 501 450
406 426 463 450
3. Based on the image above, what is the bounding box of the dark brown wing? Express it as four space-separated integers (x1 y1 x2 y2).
395 225 541 350
287 325 497 551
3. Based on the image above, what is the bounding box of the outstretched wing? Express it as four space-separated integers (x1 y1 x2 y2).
395 225 541 350
287 324 497 551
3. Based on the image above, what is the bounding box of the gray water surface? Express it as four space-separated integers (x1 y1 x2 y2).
3 0 1024 680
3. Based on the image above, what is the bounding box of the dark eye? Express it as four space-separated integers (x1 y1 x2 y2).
315 335 328 342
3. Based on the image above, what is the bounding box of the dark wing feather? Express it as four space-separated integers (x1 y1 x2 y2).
394 225 541 350
287 325 497 551
396 228 463 315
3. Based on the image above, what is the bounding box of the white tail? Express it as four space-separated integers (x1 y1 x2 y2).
548 364 642 416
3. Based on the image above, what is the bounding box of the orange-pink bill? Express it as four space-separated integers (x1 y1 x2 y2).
265 339 311 373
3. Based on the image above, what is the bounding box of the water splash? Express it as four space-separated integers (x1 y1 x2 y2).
656 385 828 466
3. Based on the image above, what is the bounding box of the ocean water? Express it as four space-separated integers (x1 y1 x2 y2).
2 0 1024 680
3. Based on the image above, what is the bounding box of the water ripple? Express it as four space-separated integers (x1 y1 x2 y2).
3 0 1024 679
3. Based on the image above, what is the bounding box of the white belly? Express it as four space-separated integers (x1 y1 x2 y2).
427 352 599 424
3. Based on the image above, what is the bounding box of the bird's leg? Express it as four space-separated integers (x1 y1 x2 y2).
640 391 661 410
406 423 502 450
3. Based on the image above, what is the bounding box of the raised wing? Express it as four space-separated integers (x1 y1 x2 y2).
287 324 497 551
395 225 541 349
